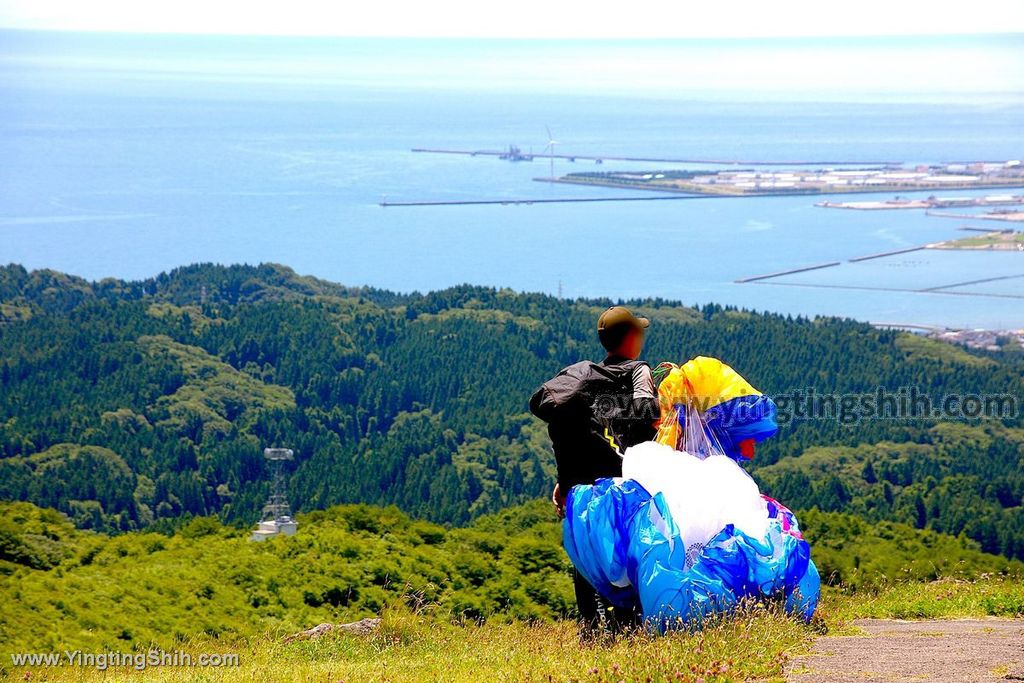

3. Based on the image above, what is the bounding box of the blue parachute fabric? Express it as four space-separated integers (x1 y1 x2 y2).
629 506 739 629
564 478 820 630
562 477 650 609
705 394 779 461
786 557 821 621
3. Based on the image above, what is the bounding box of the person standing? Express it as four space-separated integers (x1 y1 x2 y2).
529 306 659 634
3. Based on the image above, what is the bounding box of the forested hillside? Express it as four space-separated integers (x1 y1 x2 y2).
0 263 1021 559
754 422 1024 558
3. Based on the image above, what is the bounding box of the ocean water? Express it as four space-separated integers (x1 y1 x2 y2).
1 31 1023 327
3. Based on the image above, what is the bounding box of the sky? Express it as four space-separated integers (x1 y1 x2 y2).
1 0 1023 38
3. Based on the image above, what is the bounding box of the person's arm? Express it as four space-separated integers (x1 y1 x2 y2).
631 363 659 420
551 482 566 519
626 363 660 443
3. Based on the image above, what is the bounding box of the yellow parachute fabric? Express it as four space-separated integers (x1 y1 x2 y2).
655 356 762 449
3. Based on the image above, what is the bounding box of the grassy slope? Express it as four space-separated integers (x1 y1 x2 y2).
4 579 1023 683
2 500 1022 682
2 499 1017 655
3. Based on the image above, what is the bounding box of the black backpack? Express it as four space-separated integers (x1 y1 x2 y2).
529 360 642 455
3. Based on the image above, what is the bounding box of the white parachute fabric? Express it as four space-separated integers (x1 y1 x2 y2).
622 441 769 568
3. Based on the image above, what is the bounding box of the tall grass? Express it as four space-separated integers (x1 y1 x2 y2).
4 578 1022 683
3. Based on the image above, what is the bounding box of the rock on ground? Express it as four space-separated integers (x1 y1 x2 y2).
282 617 382 643
787 618 1024 683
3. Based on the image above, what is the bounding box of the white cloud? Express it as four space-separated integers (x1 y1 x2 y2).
1 0 1023 37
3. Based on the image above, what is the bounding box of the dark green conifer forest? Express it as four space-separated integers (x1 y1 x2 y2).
1 263 1022 559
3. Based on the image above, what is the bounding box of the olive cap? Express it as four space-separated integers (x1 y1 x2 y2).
597 306 650 333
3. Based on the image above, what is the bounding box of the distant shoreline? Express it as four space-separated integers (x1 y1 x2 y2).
539 175 1024 197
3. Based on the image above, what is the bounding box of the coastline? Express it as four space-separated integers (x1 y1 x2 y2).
537 175 1024 197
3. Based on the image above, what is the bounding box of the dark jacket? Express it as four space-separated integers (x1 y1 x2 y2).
530 355 659 490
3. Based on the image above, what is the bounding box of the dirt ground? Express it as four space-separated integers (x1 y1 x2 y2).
786 618 1024 683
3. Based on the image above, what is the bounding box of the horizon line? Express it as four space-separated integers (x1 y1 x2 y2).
2 26 1023 41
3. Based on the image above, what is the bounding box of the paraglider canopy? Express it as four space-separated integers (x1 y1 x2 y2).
655 356 778 461
559 355 819 632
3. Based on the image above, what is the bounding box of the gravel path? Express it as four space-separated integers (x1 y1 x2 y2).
787 618 1024 682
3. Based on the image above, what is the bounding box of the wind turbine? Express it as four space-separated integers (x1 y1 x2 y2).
543 126 559 180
